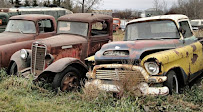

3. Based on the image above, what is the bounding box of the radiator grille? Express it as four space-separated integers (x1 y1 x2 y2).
31 43 46 76
96 68 145 83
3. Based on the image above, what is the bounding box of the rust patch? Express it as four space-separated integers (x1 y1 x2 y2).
186 52 189 57
191 45 197 52
174 50 179 55
191 54 198 64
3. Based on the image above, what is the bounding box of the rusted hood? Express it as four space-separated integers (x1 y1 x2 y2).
0 32 35 46
95 39 179 61
36 34 87 47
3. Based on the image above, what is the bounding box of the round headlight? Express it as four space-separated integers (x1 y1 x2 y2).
20 49 28 60
144 62 159 75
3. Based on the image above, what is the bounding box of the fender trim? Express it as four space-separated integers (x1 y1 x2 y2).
8 49 32 73
37 58 88 79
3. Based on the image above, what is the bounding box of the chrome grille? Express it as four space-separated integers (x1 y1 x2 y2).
96 69 145 82
31 43 46 76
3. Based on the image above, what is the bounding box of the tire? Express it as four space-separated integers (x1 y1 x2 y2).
164 70 179 94
9 62 18 75
52 66 81 92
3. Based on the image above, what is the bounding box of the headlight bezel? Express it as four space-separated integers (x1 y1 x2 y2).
20 49 28 60
144 61 160 75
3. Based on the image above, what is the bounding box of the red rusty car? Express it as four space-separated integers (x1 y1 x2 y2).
113 18 121 32
0 14 56 70
9 13 113 92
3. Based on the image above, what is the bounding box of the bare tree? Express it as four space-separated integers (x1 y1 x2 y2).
168 0 203 19
61 0 73 10
24 0 30 6
0 0 11 7
77 0 103 13
153 0 168 13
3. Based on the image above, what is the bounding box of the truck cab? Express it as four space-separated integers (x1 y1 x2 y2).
9 13 113 92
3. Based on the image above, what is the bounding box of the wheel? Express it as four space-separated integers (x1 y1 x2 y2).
164 70 179 94
9 62 17 75
52 67 81 92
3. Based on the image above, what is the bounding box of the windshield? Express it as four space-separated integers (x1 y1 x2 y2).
57 21 88 37
125 20 180 40
5 20 36 33
190 21 199 26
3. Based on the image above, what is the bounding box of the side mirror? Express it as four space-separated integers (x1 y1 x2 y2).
178 27 186 36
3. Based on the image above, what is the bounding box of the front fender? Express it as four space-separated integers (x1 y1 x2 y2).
9 49 32 72
38 57 88 79
141 41 201 75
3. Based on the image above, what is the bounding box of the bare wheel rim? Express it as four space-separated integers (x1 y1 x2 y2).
173 75 179 93
61 72 79 91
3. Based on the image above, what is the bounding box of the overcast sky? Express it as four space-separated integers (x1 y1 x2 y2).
99 0 178 10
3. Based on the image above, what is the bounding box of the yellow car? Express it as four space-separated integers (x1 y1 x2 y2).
85 14 203 95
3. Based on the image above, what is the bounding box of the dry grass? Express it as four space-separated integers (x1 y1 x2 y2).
193 30 203 38
0 69 202 111
113 30 125 41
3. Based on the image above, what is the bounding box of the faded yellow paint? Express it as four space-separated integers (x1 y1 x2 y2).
85 55 95 62
142 41 203 76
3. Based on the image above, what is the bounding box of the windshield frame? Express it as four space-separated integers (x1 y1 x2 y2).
5 19 36 34
57 20 89 37
125 19 180 41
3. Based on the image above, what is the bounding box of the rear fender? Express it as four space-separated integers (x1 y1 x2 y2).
37 58 88 80
8 49 32 72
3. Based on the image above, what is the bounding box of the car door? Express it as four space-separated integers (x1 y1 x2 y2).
88 20 113 56
35 19 56 40
179 20 203 80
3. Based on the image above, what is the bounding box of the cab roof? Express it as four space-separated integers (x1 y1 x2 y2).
129 14 189 24
9 14 55 22
58 13 113 23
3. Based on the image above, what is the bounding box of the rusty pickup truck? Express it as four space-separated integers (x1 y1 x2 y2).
9 13 113 91
85 14 203 95
0 14 56 71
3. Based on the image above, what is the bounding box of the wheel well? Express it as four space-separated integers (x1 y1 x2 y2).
168 67 186 87
38 63 88 82
7 60 15 74
140 49 168 60
69 63 88 78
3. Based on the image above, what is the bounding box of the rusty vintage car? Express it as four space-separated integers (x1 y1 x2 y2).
9 13 113 91
113 18 121 32
0 14 56 71
85 14 203 95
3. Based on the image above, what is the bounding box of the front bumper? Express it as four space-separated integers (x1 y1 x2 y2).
85 64 169 95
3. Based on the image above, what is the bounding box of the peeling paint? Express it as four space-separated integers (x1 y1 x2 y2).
191 54 198 64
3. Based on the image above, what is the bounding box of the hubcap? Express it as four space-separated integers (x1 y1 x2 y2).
61 72 79 91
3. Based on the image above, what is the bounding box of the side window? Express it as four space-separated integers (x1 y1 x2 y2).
201 21 203 25
179 21 193 38
38 19 54 33
91 21 109 36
